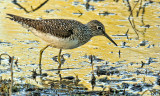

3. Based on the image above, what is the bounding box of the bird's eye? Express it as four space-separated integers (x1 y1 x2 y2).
97 26 102 30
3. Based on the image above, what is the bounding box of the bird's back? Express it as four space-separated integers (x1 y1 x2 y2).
7 14 84 38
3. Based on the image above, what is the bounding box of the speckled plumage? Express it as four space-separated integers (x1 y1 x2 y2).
7 13 118 74
7 14 117 49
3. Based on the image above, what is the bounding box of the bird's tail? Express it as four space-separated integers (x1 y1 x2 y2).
6 13 21 21
6 13 34 27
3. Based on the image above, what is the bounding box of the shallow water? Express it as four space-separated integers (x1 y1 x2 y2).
0 0 160 95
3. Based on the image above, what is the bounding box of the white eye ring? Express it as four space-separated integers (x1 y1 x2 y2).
97 26 102 30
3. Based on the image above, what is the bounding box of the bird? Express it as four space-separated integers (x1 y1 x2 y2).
7 13 117 74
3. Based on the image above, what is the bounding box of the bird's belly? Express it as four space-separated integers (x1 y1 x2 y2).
49 37 79 49
33 31 79 49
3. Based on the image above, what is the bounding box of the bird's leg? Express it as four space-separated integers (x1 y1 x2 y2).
39 45 50 75
58 49 62 74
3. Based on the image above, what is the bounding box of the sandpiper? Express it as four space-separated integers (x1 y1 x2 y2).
7 14 117 74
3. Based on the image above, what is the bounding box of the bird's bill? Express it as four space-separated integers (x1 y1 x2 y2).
104 33 117 46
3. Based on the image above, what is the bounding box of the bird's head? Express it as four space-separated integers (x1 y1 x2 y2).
87 20 117 46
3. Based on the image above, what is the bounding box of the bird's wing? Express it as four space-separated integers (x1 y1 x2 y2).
7 14 82 38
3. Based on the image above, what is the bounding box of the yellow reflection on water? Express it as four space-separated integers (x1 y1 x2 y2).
0 0 160 95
